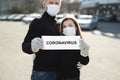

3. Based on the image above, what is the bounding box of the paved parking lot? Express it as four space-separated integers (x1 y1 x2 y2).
0 21 120 80
81 22 120 80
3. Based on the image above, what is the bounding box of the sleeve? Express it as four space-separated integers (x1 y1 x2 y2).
22 19 40 54
79 51 90 65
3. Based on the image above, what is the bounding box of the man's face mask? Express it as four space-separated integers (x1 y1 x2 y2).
63 27 76 36
47 4 60 16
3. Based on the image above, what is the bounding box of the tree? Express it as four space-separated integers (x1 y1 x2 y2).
8 4 22 14
20 0 40 14
61 1 81 13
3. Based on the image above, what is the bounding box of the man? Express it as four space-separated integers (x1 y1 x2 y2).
22 0 62 80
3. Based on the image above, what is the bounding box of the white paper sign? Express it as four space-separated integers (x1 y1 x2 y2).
42 36 80 50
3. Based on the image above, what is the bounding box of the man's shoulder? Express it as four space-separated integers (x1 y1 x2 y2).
30 18 42 25
29 17 45 29
32 18 41 22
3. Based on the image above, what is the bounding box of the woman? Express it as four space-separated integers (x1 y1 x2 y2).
58 16 90 80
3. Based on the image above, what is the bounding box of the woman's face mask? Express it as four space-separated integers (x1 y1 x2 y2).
62 19 77 36
47 4 60 16
63 27 76 36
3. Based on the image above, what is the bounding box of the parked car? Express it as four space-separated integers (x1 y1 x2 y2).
55 14 65 24
104 14 115 22
22 13 41 24
77 15 98 30
7 14 17 21
97 15 106 22
117 15 120 22
0 15 9 21
12 14 26 21
22 16 35 24
55 13 76 24
98 14 117 22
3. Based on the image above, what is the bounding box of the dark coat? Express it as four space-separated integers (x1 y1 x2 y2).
22 12 89 78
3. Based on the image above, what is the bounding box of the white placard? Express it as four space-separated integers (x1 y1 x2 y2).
42 36 80 50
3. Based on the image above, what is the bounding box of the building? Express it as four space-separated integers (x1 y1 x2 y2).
80 0 120 17
63 0 82 3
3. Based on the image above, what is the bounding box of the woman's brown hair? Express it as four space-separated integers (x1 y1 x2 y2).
59 16 83 38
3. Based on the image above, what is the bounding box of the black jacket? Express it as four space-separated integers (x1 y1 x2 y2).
22 12 89 77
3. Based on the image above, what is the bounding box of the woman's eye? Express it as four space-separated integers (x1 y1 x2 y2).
63 26 66 28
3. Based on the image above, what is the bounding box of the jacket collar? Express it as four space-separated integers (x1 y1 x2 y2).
41 11 56 22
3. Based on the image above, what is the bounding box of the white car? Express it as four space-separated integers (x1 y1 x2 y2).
55 14 77 24
7 14 17 21
22 16 35 24
55 14 65 24
22 13 41 24
12 14 25 21
77 15 98 30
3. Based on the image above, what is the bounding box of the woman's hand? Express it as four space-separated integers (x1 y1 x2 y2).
79 39 90 57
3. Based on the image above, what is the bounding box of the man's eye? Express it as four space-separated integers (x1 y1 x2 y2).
49 2 53 4
55 2 59 5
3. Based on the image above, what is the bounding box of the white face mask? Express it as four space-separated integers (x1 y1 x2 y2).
47 4 60 16
63 27 76 36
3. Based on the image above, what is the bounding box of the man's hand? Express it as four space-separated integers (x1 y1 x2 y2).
31 37 43 53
